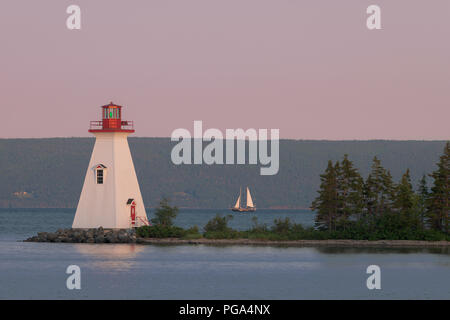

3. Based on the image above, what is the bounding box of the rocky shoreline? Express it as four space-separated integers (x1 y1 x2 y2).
25 227 137 243
24 228 450 247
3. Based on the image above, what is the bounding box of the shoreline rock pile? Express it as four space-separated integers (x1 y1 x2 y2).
24 227 138 243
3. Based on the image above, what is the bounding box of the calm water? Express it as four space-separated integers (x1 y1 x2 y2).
0 209 449 300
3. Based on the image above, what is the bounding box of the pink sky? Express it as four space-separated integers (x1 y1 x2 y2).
0 0 449 139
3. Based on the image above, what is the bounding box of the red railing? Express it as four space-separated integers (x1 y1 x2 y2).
89 120 134 131
137 216 151 226
89 121 102 130
121 121 134 130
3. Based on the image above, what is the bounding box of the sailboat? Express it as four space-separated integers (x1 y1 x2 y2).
231 187 256 212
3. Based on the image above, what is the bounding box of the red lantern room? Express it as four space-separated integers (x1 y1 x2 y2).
89 102 134 133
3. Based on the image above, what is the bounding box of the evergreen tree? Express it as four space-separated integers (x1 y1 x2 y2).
426 142 450 233
417 175 428 228
393 169 415 214
151 198 179 226
364 157 395 219
336 154 364 226
312 160 339 231
393 169 420 229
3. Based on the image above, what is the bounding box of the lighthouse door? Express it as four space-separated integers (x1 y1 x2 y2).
130 202 136 227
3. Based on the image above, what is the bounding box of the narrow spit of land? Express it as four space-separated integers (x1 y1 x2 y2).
24 228 450 247
137 238 450 248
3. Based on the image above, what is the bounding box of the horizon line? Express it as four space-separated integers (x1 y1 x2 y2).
0 136 448 142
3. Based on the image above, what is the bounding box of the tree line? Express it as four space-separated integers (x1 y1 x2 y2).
312 142 449 238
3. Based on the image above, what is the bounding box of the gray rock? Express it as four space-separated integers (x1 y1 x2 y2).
47 233 57 241
25 227 138 243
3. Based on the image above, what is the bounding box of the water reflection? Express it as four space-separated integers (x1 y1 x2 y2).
74 244 145 271
315 247 449 255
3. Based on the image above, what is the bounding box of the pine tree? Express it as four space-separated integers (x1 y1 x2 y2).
417 175 428 229
426 142 450 233
337 154 364 226
312 160 339 231
151 198 179 226
393 169 415 214
393 169 420 230
364 157 395 219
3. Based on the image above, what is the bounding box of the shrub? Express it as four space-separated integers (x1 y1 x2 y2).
250 216 268 233
151 198 179 227
182 225 203 239
136 225 185 238
204 230 241 239
271 218 292 234
204 214 234 233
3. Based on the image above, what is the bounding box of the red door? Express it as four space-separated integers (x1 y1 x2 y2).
130 202 136 226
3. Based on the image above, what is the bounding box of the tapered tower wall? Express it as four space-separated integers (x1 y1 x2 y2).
72 131 146 229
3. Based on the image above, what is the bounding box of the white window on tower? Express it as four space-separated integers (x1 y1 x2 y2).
94 164 107 185
97 169 103 184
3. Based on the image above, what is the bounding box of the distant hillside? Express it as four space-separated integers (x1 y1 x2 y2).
0 138 446 209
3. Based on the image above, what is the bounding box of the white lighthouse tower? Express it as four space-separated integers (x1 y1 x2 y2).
72 102 149 229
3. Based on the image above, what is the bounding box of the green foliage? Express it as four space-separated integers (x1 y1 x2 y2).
136 225 185 238
250 216 268 233
393 169 420 228
364 156 395 218
204 230 241 239
312 160 339 231
272 217 292 234
186 225 200 234
137 213 449 241
204 214 233 233
417 175 429 228
426 142 449 233
182 225 203 239
312 156 364 231
311 148 449 238
338 155 365 223
150 198 179 227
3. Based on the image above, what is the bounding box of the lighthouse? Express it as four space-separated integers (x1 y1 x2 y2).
72 102 148 229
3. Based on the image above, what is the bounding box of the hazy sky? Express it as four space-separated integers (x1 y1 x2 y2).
0 0 449 139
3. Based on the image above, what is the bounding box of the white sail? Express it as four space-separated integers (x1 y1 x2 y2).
246 187 254 208
234 194 241 208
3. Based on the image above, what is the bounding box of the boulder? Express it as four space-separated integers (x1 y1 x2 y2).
47 233 57 241
95 234 105 243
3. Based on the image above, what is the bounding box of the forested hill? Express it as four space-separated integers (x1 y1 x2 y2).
0 138 446 209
